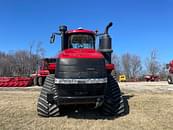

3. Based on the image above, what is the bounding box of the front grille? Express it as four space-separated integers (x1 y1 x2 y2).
56 83 106 97
55 58 107 79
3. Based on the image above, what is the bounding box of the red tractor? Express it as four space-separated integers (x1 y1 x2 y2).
31 58 56 86
37 22 126 117
167 60 173 84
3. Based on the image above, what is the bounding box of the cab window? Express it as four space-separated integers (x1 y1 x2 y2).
68 34 95 49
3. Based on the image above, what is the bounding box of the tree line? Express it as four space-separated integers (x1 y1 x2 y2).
112 49 167 81
0 43 45 77
0 46 167 80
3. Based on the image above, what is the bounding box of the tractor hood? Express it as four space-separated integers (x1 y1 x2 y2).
58 48 104 59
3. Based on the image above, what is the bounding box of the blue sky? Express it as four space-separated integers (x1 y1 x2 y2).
0 0 172 63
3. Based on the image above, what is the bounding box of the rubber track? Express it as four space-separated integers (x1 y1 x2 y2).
37 74 60 117
102 74 125 116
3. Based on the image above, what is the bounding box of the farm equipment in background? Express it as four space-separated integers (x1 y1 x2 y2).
0 77 33 87
144 74 160 82
31 58 56 86
0 58 56 87
166 60 173 84
37 22 126 117
118 74 126 82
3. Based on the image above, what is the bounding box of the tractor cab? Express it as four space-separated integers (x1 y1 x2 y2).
50 23 113 65
50 26 96 50
67 32 95 49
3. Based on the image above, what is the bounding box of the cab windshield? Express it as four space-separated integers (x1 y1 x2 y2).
68 34 95 49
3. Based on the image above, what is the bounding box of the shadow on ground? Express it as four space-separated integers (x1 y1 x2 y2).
59 94 133 120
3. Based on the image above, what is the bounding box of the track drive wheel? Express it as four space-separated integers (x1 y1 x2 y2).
37 74 60 117
33 77 38 86
38 77 43 86
101 74 125 117
168 76 173 84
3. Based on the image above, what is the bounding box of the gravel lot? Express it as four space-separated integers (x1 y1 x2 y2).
1 81 173 94
119 81 173 93
0 81 173 130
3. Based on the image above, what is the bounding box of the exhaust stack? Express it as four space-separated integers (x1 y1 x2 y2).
104 22 113 34
99 22 113 64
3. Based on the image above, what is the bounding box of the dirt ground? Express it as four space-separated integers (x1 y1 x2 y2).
0 82 173 130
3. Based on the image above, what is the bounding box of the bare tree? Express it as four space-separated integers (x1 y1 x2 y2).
0 42 45 76
112 53 121 75
0 52 13 76
145 49 160 75
36 41 45 58
121 53 142 79
121 53 131 79
131 55 142 79
159 64 167 81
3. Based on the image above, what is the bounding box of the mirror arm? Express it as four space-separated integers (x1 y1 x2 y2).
53 32 61 35
96 33 104 36
50 32 61 44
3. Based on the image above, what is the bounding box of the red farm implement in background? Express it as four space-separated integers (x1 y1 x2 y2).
0 77 33 87
0 58 56 87
166 60 173 84
31 58 56 86
144 74 160 82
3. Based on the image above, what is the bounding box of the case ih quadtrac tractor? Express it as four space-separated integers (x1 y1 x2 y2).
37 22 125 117
167 60 173 84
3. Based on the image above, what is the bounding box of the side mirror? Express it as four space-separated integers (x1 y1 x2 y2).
50 33 55 44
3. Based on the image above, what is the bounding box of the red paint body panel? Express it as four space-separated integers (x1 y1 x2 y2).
105 64 115 70
38 70 50 76
58 48 104 59
48 63 56 73
48 63 56 70
169 60 173 73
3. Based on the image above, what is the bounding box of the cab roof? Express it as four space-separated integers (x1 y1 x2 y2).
67 29 96 35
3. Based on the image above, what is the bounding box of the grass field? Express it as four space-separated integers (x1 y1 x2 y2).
0 86 173 130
